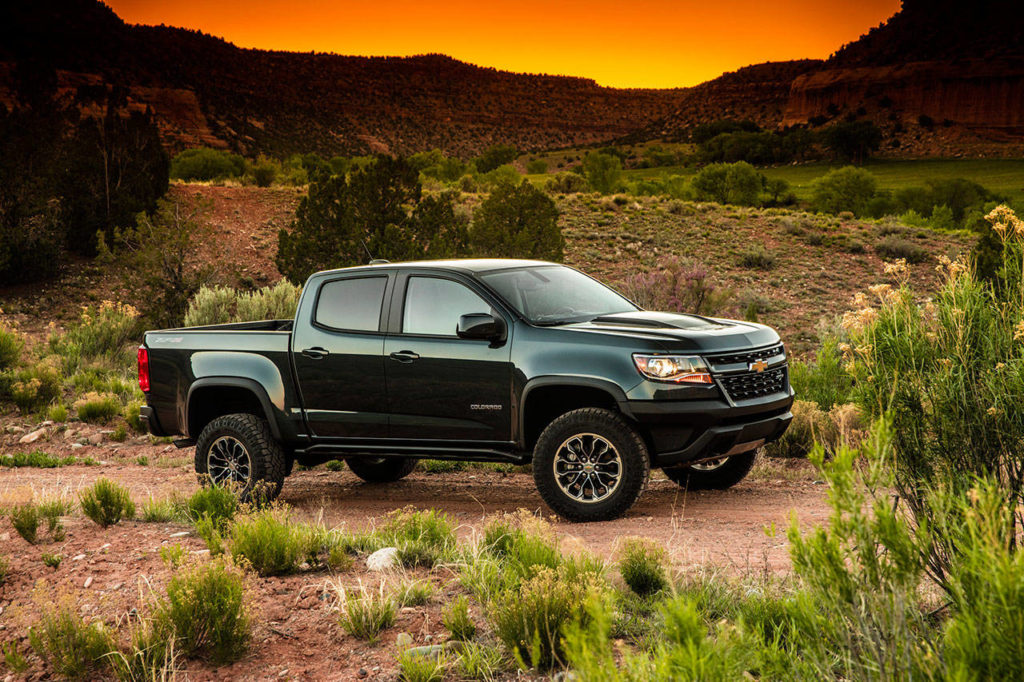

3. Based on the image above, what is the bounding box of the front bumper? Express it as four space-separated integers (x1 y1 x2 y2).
622 390 794 467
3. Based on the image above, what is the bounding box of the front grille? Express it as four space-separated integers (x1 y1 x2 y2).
708 344 785 369
718 366 788 401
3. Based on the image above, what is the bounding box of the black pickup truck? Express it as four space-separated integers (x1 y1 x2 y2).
138 259 793 521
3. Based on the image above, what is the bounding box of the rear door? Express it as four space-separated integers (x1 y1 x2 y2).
292 272 393 439
383 272 513 443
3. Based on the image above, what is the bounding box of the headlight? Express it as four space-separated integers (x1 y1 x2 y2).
633 354 712 384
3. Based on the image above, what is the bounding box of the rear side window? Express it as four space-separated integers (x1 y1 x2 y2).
315 277 387 332
403 276 491 336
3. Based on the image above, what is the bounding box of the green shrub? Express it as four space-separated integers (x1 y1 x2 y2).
738 245 776 270
492 565 604 670
159 544 188 567
250 156 279 187
394 579 434 607
0 323 24 370
810 166 877 216
454 641 504 680
183 280 302 327
54 300 140 364
10 504 39 544
42 551 62 568
79 478 135 527
28 601 117 680
229 509 312 576
325 459 345 472
327 543 354 572
186 485 238 526
141 496 181 523
153 559 251 663
2 359 61 412
617 537 669 596
442 595 477 640
582 152 623 194
471 180 563 261
525 159 548 175
474 144 518 174
692 161 762 206
1 640 28 673
788 337 853 409
47 403 68 422
544 172 589 194
2 450 74 468
74 391 121 423
170 147 246 182
181 285 236 327
0 554 7 586
875 235 928 263
379 507 456 568
397 648 447 682
337 581 396 642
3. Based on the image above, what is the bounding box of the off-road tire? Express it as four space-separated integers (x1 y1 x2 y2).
195 413 286 502
345 457 418 483
661 450 757 491
532 408 649 522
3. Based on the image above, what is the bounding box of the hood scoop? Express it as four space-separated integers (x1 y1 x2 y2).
591 311 733 331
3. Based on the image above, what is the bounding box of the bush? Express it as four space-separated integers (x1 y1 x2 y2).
276 156 468 283
55 301 140 365
582 153 623 194
123 400 145 433
141 496 181 523
184 280 302 326
186 485 239 526
337 581 396 642
544 172 589 194
475 145 518 174
788 337 854 409
443 595 477 640
79 478 135 527
821 120 882 164
0 554 7 586
492 565 603 670
0 322 24 370
738 245 776 270
692 161 763 206
250 155 279 187
170 147 246 182
28 602 117 680
393 579 434 607
73 391 121 423
10 503 39 544
153 559 251 663
471 180 563 261
525 159 548 174
454 641 504 680
397 648 447 682
618 537 669 596
1 359 61 412
378 507 456 568
229 509 312 576
810 166 877 216
875 235 928 263
618 257 733 316
479 164 522 189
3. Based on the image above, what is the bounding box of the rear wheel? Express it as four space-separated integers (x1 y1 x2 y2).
661 450 757 491
195 413 286 502
345 456 418 483
532 408 649 522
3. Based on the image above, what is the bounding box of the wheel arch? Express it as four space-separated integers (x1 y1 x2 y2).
518 377 633 452
186 378 283 441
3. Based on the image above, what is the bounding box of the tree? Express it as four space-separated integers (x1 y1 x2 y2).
475 144 518 174
471 181 563 261
99 199 215 328
821 120 882 164
811 166 878 216
583 152 623 194
275 156 468 283
691 162 762 206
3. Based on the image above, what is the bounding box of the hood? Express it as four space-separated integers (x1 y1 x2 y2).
554 311 781 354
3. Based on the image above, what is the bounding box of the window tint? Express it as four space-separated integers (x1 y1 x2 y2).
315 277 387 332
403 277 491 336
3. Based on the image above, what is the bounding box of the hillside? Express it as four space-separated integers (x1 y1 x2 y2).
0 1 688 157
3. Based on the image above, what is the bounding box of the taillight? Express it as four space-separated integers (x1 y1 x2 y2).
137 346 150 392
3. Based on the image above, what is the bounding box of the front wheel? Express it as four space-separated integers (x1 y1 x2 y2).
195 413 287 502
661 450 757 491
532 408 649 522
345 457 418 483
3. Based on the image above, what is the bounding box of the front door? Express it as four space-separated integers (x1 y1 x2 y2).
292 273 391 439
384 274 512 443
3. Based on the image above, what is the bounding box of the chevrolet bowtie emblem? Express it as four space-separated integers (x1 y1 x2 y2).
749 359 768 373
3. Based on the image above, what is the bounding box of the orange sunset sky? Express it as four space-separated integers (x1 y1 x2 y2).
106 0 902 88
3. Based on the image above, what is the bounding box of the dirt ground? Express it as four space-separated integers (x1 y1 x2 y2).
0 421 828 681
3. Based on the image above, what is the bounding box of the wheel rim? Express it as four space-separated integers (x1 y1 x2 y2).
689 457 728 472
553 433 622 504
207 436 252 487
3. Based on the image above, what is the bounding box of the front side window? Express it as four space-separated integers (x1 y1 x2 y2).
315 276 387 332
403 277 491 336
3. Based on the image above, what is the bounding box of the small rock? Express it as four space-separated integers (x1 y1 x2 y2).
63 429 76 440
395 632 413 648
278 670 289 678
99 543 111 550
366 546 399 571
109 582 123 591
72 554 86 561
19 428 46 444
40 420 53 427
404 645 444 659
87 433 104 445
423 634 433 642
71 443 84 450
6 672 13 682
84 576 94 588
357 669 367 678
169 531 190 538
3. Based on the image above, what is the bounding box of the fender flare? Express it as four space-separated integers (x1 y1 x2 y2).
516 376 633 448
186 377 283 441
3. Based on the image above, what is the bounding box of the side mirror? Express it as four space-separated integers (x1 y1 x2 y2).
457 313 506 342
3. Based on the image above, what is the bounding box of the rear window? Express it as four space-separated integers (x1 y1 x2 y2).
314 277 387 332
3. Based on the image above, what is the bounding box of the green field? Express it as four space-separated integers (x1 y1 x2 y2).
529 157 1024 205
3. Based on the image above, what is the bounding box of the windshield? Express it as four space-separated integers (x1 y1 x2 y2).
479 265 638 324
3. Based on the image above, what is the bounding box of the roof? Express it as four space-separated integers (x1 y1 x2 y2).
312 258 560 277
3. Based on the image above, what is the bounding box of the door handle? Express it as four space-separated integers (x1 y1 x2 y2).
301 347 330 360
389 350 420 363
